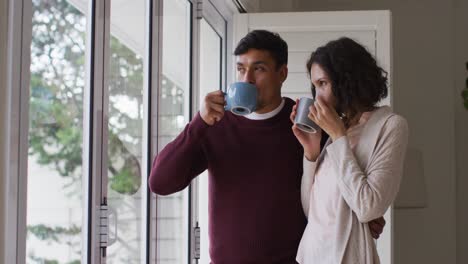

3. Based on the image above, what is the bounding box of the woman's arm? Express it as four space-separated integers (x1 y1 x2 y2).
327 115 409 223
301 156 318 217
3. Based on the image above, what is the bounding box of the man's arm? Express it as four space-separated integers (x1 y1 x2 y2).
369 216 386 239
149 113 209 195
149 90 226 195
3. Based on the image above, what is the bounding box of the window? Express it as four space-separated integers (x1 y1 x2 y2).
198 17 222 264
26 0 87 262
154 1 192 263
105 0 147 262
11 0 231 263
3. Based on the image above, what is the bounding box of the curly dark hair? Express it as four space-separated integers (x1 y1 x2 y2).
306 37 388 125
234 30 288 69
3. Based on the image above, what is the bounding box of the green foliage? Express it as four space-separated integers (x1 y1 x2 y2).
28 255 60 264
27 224 81 263
28 0 186 262
110 167 140 194
29 0 143 194
27 0 154 262
28 254 81 264
27 224 81 242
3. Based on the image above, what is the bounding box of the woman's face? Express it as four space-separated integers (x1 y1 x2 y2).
310 63 337 109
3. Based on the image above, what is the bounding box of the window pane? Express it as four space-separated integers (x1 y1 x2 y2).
198 18 222 264
26 0 87 263
106 0 147 263
155 0 191 263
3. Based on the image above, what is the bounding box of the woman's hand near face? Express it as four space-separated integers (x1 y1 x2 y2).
290 99 322 161
308 97 346 142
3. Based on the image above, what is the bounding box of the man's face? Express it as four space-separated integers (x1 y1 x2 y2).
236 49 287 113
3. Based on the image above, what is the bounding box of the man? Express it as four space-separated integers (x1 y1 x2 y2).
149 30 383 263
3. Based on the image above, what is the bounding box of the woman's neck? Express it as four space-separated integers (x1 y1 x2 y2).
345 112 363 129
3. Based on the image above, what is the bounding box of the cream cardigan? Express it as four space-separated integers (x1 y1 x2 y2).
299 106 409 264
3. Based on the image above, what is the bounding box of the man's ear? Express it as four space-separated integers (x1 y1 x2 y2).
279 64 288 83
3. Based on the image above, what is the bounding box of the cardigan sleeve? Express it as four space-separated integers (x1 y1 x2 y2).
326 115 409 223
301 156 318 217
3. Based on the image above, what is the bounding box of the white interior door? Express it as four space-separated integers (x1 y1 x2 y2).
233 10 393 264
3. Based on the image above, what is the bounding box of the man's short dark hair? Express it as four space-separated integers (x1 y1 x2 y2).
234 30 288 69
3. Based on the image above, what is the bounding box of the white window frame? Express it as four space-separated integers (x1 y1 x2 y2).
3 0 32 263
86 0 155 263
147 0 162 263
149 0 197 263
189 1 236 264
82 0 108 262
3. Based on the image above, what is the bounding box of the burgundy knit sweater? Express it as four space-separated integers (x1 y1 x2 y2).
149 98 306 263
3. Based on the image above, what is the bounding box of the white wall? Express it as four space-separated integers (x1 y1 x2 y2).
241 0 461 263
455 0 468 263
0 0 9 261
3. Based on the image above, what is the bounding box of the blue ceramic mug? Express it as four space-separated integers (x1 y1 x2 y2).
294 97 320 133
224 82 257 116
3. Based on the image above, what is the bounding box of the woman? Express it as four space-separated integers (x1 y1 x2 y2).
291 37 409 263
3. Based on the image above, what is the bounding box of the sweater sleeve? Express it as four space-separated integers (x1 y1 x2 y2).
149 112 209 195
326 115 409 223
301 156 317 217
